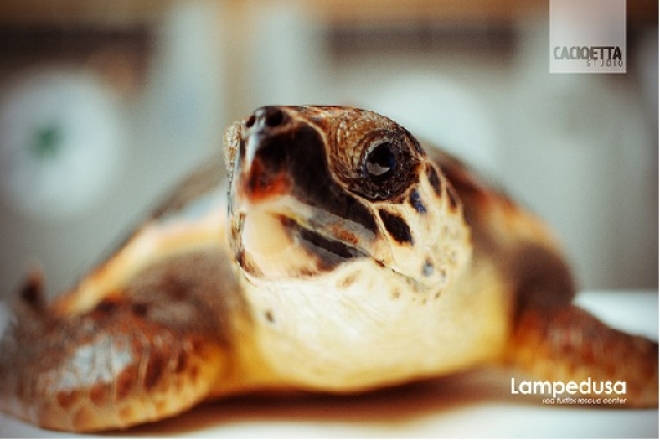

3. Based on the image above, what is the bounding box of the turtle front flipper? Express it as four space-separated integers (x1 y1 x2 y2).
506 303 658 407
0 246 247 432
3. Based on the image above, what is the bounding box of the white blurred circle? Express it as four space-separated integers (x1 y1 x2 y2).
0 68 125 219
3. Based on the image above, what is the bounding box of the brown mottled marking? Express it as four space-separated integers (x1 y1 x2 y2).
191 339 205 356
188 365 200 382
89 384 109 407
114 367 136 401
446 186 459 211
264 310 276 323
378 209 414 245
143 354 166 391
331 227 361 246
338 271 359 289
173 351 188 374
56 390 79 410
425 163 442 196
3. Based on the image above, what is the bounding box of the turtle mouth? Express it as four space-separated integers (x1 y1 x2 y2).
229 197 372 281
231 201 427 294
277 214 369 268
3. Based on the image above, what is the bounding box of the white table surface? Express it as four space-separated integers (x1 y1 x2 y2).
0 291 657 438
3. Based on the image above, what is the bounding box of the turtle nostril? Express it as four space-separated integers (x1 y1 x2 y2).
264 107 285 127
245 107 288 131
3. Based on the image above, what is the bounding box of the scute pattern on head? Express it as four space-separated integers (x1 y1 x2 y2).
370 158 471 300
322 105 471 299
323 109 421 202
330 109 396 180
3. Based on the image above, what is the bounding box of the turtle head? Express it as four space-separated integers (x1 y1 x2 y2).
224 106 470 296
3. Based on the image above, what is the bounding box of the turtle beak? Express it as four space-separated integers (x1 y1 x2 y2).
237 106 294 204
225 106 307 280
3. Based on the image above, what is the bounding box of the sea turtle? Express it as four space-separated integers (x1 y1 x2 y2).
0 106 656 432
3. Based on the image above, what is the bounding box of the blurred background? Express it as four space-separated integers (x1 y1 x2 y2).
0 0 656 301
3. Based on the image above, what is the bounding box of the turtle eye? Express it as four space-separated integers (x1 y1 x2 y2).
349 130 419 201
364 141 396 178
